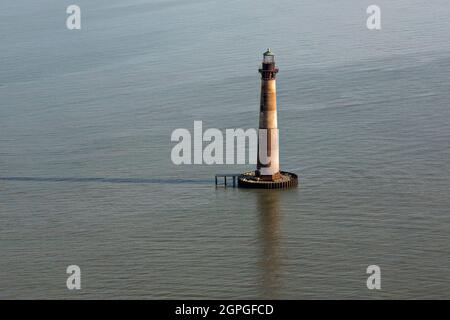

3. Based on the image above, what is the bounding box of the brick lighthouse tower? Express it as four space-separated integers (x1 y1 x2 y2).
238 49 298 189
257 48 281 180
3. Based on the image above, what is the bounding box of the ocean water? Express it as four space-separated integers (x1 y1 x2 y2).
0 0 449 299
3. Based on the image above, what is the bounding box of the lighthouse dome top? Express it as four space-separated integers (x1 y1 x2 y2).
263 48 274 56
262 48 275 64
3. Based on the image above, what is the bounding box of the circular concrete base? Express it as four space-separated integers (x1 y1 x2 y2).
238 171 298 189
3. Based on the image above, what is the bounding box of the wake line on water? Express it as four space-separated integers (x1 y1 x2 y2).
0 176 211 185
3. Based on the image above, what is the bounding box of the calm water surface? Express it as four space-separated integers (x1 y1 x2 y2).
0 0 449 298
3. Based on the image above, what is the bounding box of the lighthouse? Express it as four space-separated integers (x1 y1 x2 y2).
257 48 281 180
238 49 298 189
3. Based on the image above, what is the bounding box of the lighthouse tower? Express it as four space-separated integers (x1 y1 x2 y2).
238 49 298 189
256 48 281 181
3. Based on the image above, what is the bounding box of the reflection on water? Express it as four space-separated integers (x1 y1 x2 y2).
257 190 282 299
